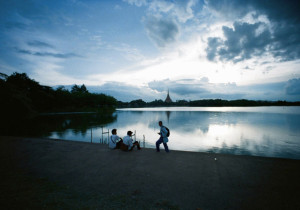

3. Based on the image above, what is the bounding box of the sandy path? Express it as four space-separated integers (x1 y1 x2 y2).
1 136 299 209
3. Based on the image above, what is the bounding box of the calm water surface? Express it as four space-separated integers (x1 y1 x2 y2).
45 106 300 159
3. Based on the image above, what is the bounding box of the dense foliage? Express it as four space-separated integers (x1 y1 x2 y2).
0 72 117 121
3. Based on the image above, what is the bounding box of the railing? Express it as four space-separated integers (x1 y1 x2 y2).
90 127 146 148
100 127 109 144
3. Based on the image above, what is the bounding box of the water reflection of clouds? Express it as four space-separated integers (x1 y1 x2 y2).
109 109 300 159
46 108 300 159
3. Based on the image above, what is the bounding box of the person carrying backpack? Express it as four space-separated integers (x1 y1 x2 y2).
156 121 169 153
109 129 123 149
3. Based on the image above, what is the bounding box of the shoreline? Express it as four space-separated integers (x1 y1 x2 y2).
1 136 300 209
20 136 300 161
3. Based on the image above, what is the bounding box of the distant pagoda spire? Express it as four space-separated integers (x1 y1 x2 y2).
165 89 173 103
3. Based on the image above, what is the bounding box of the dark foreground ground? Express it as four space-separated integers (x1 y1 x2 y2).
1 136 299 210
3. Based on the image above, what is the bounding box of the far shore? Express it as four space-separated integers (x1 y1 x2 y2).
1 136 299 209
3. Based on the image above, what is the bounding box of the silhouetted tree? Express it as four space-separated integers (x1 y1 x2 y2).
0 72 118 117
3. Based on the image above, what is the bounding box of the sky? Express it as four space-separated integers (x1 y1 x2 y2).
1 0 300 102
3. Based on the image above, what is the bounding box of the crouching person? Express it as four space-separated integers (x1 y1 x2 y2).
109 129 123 149
121 131 141 151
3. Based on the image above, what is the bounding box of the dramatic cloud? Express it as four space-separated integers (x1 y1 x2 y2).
206 0 300 22
205 0 300 62
138 0 198 48
271 23 300 61
145 16 180 48
1 0 299 102
206 21 271 62
206 37 222 61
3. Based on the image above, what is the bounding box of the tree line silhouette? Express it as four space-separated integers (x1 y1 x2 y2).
0 72 117 123
1 72 299 120
117 98 300 108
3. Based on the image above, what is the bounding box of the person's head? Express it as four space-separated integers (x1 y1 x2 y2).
112 129 117 135
159 121 163 127
127 131 133 136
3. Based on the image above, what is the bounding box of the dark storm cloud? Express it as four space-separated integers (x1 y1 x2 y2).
145 16 180 47
285 78 300 95
205 0 300 62
16 48 81 59
207 21 271 62
270 22 300 61
206 0 300 22
27 40 54 48
206 37 222 61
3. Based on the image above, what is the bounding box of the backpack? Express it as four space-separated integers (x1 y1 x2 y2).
164 126 170 137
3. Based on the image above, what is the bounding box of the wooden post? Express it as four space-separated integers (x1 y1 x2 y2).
101 127 104 144
107 129 109 144
91 128 93 143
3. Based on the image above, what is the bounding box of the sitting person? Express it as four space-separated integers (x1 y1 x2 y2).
109 129 123 149
121 131 141 151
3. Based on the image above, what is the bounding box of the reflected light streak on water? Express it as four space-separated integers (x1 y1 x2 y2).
46 107 300 159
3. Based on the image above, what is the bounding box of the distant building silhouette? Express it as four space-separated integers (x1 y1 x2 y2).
165 89 173 103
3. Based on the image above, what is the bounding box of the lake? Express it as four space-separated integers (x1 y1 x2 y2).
11 106 300 160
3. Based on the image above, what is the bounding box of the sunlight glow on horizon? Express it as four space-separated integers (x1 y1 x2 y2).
1 0 299 101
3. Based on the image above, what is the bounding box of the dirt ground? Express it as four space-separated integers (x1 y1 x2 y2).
1 136 300 210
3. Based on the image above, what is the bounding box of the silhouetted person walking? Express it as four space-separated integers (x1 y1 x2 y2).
156 121 169 152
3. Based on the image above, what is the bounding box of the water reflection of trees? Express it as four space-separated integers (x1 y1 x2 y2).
0 72 118 136
1 113 116 137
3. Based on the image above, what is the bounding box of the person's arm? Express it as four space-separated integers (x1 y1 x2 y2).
159 127 163 136
110 135 115 144
129 137 133 147
116 135 121 142
123 137 127 145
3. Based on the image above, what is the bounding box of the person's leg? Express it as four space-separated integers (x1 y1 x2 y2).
133 142 141 150
156 137 163 152
163 142 169 152
121 143 128 151
116 140 123 149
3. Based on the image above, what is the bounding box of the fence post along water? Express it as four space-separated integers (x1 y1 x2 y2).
100 127 109 144
95 128 146 148
28 107 300 159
